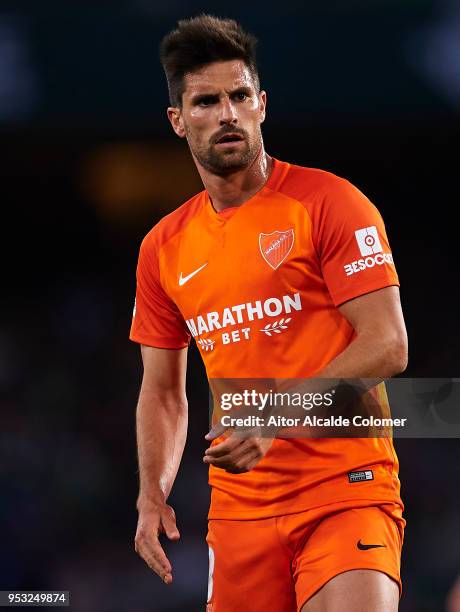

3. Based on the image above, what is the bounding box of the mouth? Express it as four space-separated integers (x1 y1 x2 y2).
214 133 245 148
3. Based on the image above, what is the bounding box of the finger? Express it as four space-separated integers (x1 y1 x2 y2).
149 557 173 585
205 421 230 440
161 506 181 540
204 435 263 465
206 418 262 441
136 536 172 580
204 435 243 458
149 539 172 572
243 453 264 472
163 573 173 585
205 442 255 469
233 445 264 470
224 449 262 474
217 438 254 463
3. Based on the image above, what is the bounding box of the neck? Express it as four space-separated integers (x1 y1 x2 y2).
193 144 273 212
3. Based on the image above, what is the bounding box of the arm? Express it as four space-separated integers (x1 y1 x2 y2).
319 285 408 378
204 286 408 470
134 345 188 585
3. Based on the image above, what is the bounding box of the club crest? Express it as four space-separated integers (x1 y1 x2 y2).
259 229 294 270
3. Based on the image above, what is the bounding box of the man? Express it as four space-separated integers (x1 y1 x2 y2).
130 15 408 612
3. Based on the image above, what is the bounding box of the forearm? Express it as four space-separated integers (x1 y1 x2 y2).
136 389 188 509
318 329 407 379
274 330 407 408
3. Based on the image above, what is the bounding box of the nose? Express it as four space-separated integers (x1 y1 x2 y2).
219 96 238 125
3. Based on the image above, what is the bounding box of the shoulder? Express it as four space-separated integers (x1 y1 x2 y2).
275 161 380 225
140 190 205 255
277 162 364 205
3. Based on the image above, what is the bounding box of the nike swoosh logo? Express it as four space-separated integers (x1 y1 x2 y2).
178 262 207 286
357 540 386 550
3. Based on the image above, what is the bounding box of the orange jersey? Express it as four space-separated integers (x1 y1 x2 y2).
130 158 403 519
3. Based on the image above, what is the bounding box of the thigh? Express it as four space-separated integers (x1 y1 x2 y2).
206 517 297 612
301 569 399 612
293 504 404 612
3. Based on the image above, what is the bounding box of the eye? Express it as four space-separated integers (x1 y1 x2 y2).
198 96 217 106
234 91 248 101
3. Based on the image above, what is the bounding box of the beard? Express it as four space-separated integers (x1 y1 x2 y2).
185 125 262 176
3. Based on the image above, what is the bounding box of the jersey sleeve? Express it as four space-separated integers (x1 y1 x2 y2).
129 235 191 349
313 177 399 306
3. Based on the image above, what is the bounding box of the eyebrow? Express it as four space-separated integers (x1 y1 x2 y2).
190 86 252 105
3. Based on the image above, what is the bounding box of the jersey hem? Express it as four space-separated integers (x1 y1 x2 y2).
207 495 403 520
332 279 400 308
129 332 189 349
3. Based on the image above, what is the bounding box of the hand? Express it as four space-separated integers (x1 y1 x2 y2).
203 427 274 474
134 501 180 584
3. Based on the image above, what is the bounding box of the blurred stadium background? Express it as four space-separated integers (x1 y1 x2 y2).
1 1 459 610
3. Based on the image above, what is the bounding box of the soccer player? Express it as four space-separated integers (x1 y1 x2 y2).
130 15 408 612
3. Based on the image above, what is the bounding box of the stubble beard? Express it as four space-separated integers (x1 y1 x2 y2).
186 126 262 176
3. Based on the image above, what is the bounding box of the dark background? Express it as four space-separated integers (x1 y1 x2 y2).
1 1 459 611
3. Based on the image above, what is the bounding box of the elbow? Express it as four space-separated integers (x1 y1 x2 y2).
164 395 188 413
140 389 188 413
386 334 408 376
177 398 189 413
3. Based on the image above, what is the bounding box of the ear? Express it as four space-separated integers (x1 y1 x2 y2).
258 90 267 124
167 107 186 138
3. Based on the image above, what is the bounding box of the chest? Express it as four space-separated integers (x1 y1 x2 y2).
162 197 320 319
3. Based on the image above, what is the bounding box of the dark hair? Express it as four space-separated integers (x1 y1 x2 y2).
160 14 259 107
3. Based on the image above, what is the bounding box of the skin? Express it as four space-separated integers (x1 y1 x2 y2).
167 59 270 211
301 570 399 612
447 574 460 612
135 59 408 608
134 345 188 585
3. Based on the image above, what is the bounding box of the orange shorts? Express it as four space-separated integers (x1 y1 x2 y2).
205 501 405 612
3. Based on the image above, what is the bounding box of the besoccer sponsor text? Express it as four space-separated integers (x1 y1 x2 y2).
344 252 394 276
344 225 395 276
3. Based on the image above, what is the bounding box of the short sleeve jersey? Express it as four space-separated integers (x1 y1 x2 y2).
130 159 403 519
